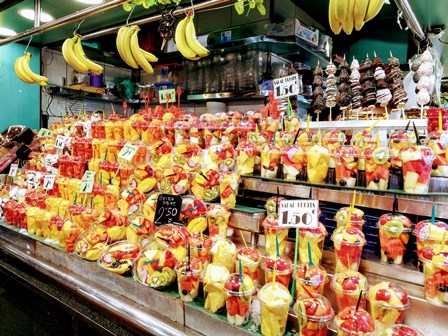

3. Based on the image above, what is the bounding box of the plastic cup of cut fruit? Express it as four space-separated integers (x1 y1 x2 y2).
364 146 391 191
236 140 257 176
389 130 417 158
333 306 375 336
261 254 293 289
331 226 366 272
293 263 328 298
399 146 434 194
298 223 327 266
420 244 448 306
202 263 231 314
378 213 413 265
262 213 289 256
176 261 202 302
381 324 424 336
334 207 365 230
335 145 361 187
330 270 368 311
234 247 261 287
413 219 448 262
210 239 237 273
223 273 255 326
207 204 231 240
293 294 334 336
219 172 239 208
282 144 306 181
258 282 292 336
307 144 330 184
426 130 448 177
188 233 213 268
260 143 282 178
265 196 286 216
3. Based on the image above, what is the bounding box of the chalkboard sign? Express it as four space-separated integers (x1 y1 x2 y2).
154 194 182 225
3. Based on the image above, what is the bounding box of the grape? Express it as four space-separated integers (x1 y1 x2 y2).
134 0 143 5
122 2 134 11
257 3 266 15
248 0 256 9
234 2 244 15
255 0 263 3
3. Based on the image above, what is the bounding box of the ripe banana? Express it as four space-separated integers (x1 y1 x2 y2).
328 0 342 35
15 53 48 86
62 36 90 73
116 26 139 69
15 57 34 84
175 15 199 60
129 27 154 74
353 0 369 31
185 14 209 57
335 0 349 24
364 0 384 22
73 35 104 74
342 0 355 35
142 49 158 62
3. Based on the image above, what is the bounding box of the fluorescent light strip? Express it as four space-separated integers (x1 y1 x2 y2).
18 9 54 23
0 27 17 37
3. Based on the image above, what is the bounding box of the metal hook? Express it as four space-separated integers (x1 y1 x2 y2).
126 6 135 26
24 36 33 54
73 19 85 36
190 0 195 15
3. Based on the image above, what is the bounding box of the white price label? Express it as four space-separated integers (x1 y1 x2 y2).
118 143 138 161
55 135 67 149
278 199 319 228
43 175 56 190
159 89 176 103
273 73 300 99
8 164 18 177
79 170 96 193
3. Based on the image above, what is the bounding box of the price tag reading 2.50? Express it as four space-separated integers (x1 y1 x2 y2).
154 194 182 225
279 199 319 228
273 73 300 99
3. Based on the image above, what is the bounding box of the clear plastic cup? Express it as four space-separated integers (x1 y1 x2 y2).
265 196 286 216
381 324 424 336
260 143 282 178
219 172 239 208
282 144 306 181
413 219 448 261
421 245 448 306
258 282 292 336
207 204 231 240
223 273 255 326
364 146 391 191
335 207 365 230
389 130 417 158
400 146 434 194
234 247 261 287
74 224 109 261
426 130 448 177
202 263 230 314
307 144 330 184
236 140 257 176
261 255 293 289
97 241 140 275
330 271 368 311
188 233 213 268
322 130 346 168
210 239 237 273
294 294 334 336
335 145 361 187
177 264 201 302
331 226 366 272
298 223 327 266
262 213 289 256
334 306 375 336
378 213 413 265
293 263 328 298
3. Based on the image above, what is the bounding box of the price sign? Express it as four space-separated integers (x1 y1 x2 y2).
8 164 18 177
154 194 182 225
273 73 300 99
159 89 176 103
37 128 53 138
118 143 138 161
79 170 96 193
55 135 67 149
43 175 56 190
278 199 319 228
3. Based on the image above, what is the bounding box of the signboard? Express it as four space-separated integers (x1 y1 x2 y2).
8 164 18 177
273 73 300 99
79 170 96 193
279 199 319 228
159 89 176 103
43 175 56 190
118 143 138 161
154 194 182 225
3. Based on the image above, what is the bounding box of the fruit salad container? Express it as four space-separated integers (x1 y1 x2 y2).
389 130 417 158
297 130 320 152
223 273 255 326
149 139 173 169
260 143 282 178
426 130 448 177
221 120 239 147
179 196 207 231
190 168 221 201
281 144 306 181
204 120 221 149
210 239 237 273
208 143 236 173
294 294 334 336
364 146 391 190
399 146 434 194
176 257 202 301
219 172 239 208
413 219 448 261
261 117 279 142
234 247 261 287
378 213 413 265
265 196 286 216
159 165 191 195
322 130 346 168
262 213 289 256
126 214 156 248
98 241 140 275
142 191 161 222
367 281 410 334
352 129 378 153
236 140 257 176
202 263 231 314
335 207 365 230
188 233 213 268
307 144 331 184
261 254 293 288
153 225 191 261
162 121 175 145
333 306 375 336
258 282 292 336
74 224 109 261
298 222 327 266
331 226 366 272
293 263 328 298
335 145 361 187
173 120 190 145
207 204 231 240
420 244 448 306
173 141 202 172
330 270 368 311
381 324 424 336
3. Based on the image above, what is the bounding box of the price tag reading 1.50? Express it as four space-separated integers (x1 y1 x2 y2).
273 73 300 99
278 199 319 228
118 143 138 161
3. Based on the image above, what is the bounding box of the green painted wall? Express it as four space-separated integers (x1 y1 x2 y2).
0 43 40 132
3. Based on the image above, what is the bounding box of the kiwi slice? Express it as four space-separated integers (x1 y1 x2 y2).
149 271 167 287
372 147 389 165
295 301 308 326
173 154 186 165
159 179 171 193
162 267 176 283
204 187 219 201
383 219 403 238
223 158 235 168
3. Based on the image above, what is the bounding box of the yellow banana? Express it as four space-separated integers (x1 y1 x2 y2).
15 56 34 84
185 14 209 57
364 0 384 22
21 52 49 84
116 26 127 62
342 0 355 35
354 0 369 31
175 15 198 60
142 49 158 62
335 0 349 24
73 35 104 74
118 26 139 69
328 0 342 35
62 36 90 73
129 27 154 74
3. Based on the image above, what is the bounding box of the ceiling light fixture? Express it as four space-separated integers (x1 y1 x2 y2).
75 0 104 4
0 27 17 37
18 9 54 23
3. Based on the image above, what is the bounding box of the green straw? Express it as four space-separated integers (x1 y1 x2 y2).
272 131 277 145
307 242 314 267
100 172 103 185
290 228 300 304
103 150 108 161
239 259 243 283
432 204 435 224
287 97 292 117
9 177 13 185
276 235 280 258
74 193 78 205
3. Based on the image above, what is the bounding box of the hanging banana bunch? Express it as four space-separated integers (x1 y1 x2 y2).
174 13 209 61
62 34 104 74
14 52 48 86
116 25 158 74
329 0 384 35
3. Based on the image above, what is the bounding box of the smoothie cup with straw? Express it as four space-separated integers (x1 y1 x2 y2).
294 294 334 336
223 272 255 326
334 306 375 336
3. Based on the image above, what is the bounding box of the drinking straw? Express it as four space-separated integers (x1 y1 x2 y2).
276 235 280 258
306 115 310 133
412 121 420 145
187 243 191 271
301 284 315 298
355 290 363 311
432 204 435 224
111 103 115 115
318 127 322 146
112 160 124 184
392 194 398 215
405 120 411 131
73 193 78 205
100 172 103 185
307 242 314 267
435 231 446 255
276 186 280 215
293 129 301 145
439 110 443 132
287 97 293 117
177 86 182 112
367 118 382 132
282 117 286 131
272 131 277 145
239 259 243 283
290 227 300 303
272 264 277 289
240 231 249 249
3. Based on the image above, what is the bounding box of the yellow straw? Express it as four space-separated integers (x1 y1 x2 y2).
376 134 381 147
111 103 116 115
435 231 446 255
351 190 357 208
213 245 221 265
318 127 322 146
240 231 249 249
358 193 362 206
306 115 311 133
346 208 352 228
439 110 443 132
367 118 382 132
272 262 277 289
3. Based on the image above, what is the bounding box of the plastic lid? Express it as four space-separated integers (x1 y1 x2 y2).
293 263 328 287
413 219 448 241
235 247 261 265
382 324 424 336
223 273 255 297
334 307 375 335
367 281 410 310
330 270 368 294
331 226 366 246
261 255 293 274
258 282 292 306
293 294 334 322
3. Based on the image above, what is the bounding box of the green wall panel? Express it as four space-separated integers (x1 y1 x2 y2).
0 43 40 132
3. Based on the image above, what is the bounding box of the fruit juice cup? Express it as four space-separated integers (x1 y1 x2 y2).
389 130 417 158
126 215 156 248
159 165 190 195
333 306 375 336
188 233 213 268
174 120 190 145
150 139 173 168
223 273 255 326
381 324 424 336
413 219 448 262
74 225 109 261
298 223 327 265
258 282 292 336
236 140 257 176
204 120 221 149
262 213 288 256
261 254 293 288
335 145 361 187
282 144 306 181
202 263 231 313
400 146 434 194
364 146 391 190
234 247 261 287
335 207 365 230
307 144 330 184
190 168 221 201
323 130 346 168
179 196 207 230
426 131 448 176
210 239 237 273
330 271 368 311
207 204 231 239
98 241 140 275
294 294 334 336
173 141 202 172
378 213 413 265
177 262 201 302
219 172 239 208
421 244 448 306
260 143 281 178
293 263 328 298
331 226 366 272
367 281 410 334
162 121 175 145
265 196 286 216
